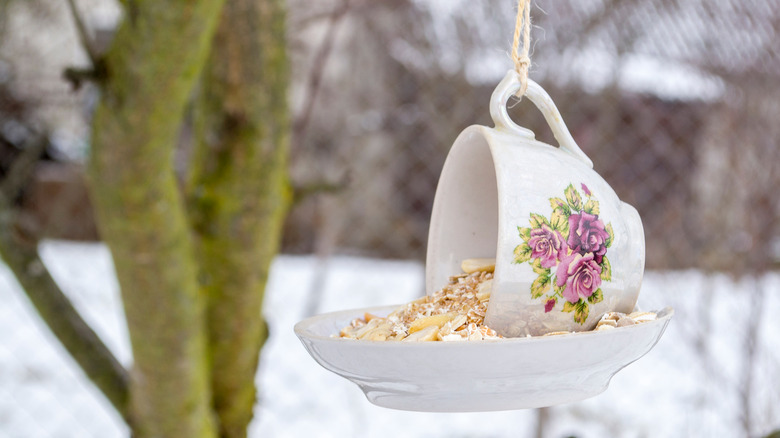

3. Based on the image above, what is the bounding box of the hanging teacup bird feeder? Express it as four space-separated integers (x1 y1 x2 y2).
294 0 672 412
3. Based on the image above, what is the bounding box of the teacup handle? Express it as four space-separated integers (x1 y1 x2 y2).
490 70 594 168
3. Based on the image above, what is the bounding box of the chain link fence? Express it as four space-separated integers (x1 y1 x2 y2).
1 0 779 436
285 0 780 272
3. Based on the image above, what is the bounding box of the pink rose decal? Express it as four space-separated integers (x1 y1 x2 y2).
555 252 602 303
567 211 610 264
513 183 613 325
528 224 566 268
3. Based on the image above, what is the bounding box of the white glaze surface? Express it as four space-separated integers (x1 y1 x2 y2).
294 306 673 412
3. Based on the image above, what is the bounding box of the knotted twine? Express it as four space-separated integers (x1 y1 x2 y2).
511 0 532 98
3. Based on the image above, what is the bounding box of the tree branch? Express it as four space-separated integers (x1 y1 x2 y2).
0 134 47 201
63 64 108 90
290 0 403 29
739 277 766 437
188 0 291 436
291 0 350 152
0 135 129 420
0 222 131 420
65 0 101 65
291 175 348 206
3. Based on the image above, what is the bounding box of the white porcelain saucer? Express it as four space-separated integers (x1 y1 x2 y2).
294 305 673 412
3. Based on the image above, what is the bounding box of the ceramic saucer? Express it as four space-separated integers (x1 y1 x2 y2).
294 305 673 412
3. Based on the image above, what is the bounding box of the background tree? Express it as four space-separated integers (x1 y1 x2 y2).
0 0 290 437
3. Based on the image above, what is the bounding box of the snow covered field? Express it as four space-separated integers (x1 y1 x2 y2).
1 240 778 437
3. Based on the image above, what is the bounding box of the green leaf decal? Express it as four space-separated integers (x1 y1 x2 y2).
529 213 549 229
518 226 531 243
574 299 589 324
605 223 614 248
531 275 551 298
600 256 612 282
588 288 603 304
583 199 600 215
550 207 569 237
564 184 582 210
513 243 532 264
532 258 550 275
562 300 576 313
549 197 570 215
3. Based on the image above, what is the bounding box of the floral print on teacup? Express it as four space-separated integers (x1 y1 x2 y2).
513 183 614 324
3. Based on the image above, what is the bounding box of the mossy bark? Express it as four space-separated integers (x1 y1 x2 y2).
87 1 226 437
0 207 129 420
188 1 291 436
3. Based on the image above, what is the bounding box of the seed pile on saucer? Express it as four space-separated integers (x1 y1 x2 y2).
340 258 500 341
338 258 657 342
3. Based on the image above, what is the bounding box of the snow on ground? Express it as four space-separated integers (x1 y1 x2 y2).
0 240 778 437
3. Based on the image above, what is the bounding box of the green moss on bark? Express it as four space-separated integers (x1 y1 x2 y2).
188 1 291 436
88 1 227 437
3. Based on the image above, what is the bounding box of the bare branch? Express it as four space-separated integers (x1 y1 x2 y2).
0 134 47 201
291 174 348 206
65 0 100 65
0 227 130 420
534 407 550 438
291 0 351 151
739 277 766 437
290 0 403 29
0 135 129 420
63 64 107 90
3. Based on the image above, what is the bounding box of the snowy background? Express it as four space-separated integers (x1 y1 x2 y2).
1 240 778 438
1 0 779 436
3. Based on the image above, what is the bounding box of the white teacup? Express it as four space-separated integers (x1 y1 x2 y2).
426 70 645 337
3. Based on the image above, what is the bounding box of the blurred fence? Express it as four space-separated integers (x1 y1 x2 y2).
0 0 779 436
284 0 780 274
1 0 778 269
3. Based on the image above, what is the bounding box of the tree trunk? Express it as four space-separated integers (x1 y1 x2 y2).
188 1 291 436
88 1 226 436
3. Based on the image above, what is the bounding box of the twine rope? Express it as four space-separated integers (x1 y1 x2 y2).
511 0 532 97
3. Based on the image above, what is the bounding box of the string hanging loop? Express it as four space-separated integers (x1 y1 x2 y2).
511 0 532 98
